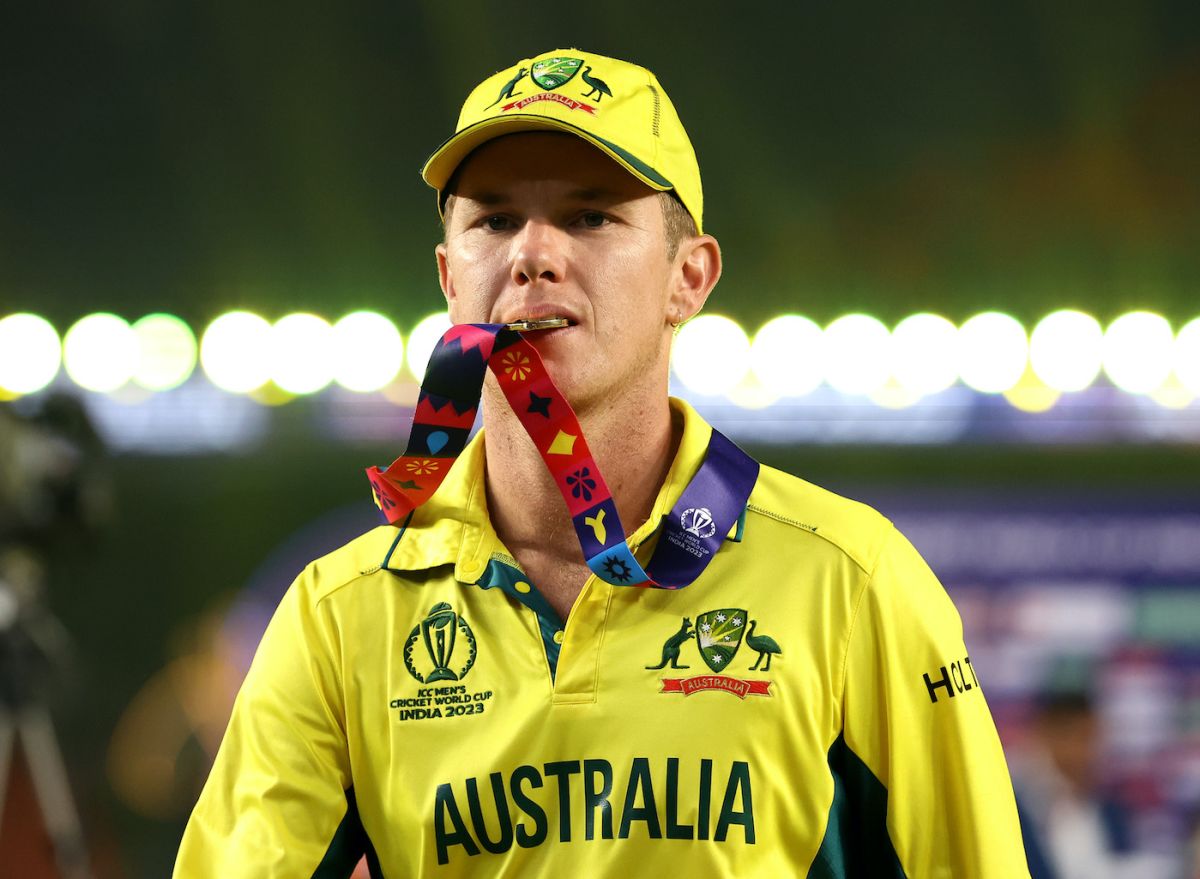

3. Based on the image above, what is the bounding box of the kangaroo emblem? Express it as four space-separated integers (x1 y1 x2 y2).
487 67 527 109
645 617 695 670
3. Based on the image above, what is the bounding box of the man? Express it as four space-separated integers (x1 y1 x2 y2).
175 49 1030 877
1014 689 1150 879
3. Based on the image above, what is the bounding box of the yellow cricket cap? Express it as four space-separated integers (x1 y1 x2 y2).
422 49 704 233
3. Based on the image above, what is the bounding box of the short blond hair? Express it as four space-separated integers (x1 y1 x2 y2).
660 191 697 261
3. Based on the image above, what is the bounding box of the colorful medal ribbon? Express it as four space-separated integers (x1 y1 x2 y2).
366 323 759 589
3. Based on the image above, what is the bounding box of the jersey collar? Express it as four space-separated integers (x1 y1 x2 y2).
379 396 720 583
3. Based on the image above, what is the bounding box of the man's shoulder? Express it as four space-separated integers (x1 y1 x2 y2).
298 524 403 603
746 462 894 575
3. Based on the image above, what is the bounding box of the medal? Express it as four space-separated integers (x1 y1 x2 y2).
505 318 570 332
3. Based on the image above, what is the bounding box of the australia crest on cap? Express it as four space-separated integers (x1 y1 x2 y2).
530 56 583 90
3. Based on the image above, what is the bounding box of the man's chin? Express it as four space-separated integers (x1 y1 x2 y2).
522 333 581 377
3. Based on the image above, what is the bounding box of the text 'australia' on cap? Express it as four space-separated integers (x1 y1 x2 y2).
421 49 704 234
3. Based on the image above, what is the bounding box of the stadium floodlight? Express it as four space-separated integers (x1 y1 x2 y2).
132 313 197 391
869 383 923 411
63 313 138 393
1030 310 1103 392
726 373 779 410
0 313 61 395
406 313 453 380
956 312 1027 394
891 313 959 397
200 311 273 393
1102 311 1173 394
1176 317 1200 396
270 313 334 395
333 311 404 393
671 314 751 396
822 314 890 396
750 315 824 397
1149 377 1194 410
1003 363 1060 413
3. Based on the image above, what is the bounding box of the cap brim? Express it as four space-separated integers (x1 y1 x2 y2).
421 115 674 199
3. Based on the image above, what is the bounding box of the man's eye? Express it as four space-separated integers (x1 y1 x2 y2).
579 212 607 228
484 215 512 231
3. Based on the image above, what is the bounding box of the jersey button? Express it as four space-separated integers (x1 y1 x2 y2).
514 580 531 594
553 630 564 645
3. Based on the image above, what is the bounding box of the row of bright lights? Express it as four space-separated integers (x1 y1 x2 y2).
0 311 450 397
0 310 1198 405
675 311 1200 403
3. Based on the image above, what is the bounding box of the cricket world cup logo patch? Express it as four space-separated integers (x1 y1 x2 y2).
647 608 780 698
404 602 478 683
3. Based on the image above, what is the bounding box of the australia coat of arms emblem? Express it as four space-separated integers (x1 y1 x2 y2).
647 607 780 698
530 57 583 90
695 607 747 672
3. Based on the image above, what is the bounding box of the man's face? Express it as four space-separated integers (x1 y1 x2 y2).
436 132 680 413
1039 710 1100 795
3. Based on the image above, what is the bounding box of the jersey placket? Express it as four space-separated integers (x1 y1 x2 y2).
474 556 564 677
473 554 611 703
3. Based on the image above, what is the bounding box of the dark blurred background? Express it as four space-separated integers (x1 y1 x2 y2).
1 2 1199 877
5 1 1199 328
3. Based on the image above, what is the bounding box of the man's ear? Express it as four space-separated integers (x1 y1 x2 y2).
436 242 455 308
668 234 722 326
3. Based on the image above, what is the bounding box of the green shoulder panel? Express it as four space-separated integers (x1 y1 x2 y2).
808 735 908 879
311 787 383 879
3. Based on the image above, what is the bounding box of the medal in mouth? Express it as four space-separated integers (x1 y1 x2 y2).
506 317 573 332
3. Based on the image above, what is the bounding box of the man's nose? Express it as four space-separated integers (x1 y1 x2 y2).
511 219 567 286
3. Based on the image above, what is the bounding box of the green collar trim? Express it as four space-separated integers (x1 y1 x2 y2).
475 557 564 681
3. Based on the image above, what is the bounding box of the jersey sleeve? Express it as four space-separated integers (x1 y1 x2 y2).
834 524 1031 878
173 569 370 879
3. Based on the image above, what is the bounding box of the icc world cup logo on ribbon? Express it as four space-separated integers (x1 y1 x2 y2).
404 602 478 684
681 507 717 539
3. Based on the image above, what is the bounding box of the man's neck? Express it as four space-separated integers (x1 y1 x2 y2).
481 385 679 566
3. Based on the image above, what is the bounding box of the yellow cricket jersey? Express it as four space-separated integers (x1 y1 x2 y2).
175 398 1030 878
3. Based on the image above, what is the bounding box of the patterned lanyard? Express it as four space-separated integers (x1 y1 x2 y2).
366 323 759 589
